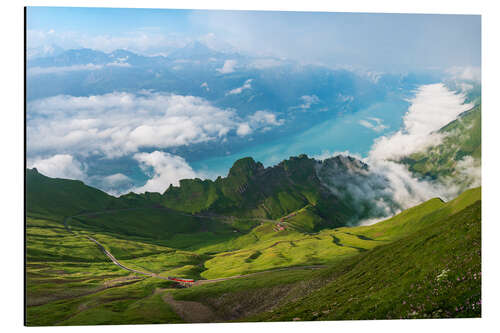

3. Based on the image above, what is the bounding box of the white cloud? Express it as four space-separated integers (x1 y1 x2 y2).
364 71 384 84
235 110 284 137
316 155 397 225
227 79 253 95
236 123 252 136
102 173 132 187
446 66 481 82
27 44 62 59
93 173 135 196
217 59 237 74
28 154 86 180
337 93 354 103
197 32 235 53
301 95 320 109
106 61 132 68
132 151 197 193
200 82 209 91
458 82 474 93
358 216 387 226
452 155 481 188
27 92 238 158
291 95 320 111
27 92 285 162
358 117 389 133
248 110 284 127
28 63 103 75
28 62 131 76
313 150 363 161
367 159 443 209
369 83 473 161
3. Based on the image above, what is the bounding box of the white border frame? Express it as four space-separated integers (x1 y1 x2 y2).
3 1 498 332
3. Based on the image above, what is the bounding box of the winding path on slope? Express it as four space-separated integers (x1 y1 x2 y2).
63 210 327 286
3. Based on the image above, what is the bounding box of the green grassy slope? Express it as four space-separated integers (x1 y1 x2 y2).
343 187 481 241
26 186 481 325
27 275 182 326
26 212 196 325
168 189 481 322
69 208 237 246
27 168 134 218
251 200 481 321
26 167 252 251
192 187 480 279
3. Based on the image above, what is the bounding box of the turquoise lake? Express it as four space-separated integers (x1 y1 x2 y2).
191 91 413 178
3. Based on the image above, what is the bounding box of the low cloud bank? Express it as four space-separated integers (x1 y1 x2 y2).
369 83 473 161
367 83 477 208
131 151 198 194
446 66 481 83
28 62 131 76
317 155 397 225
27 91 283 159
28 154 87 180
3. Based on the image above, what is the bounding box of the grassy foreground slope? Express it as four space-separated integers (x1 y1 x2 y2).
251 200 481 321
169 188 481 322
26 211 191 325
194 187 479 278
26 186 480 325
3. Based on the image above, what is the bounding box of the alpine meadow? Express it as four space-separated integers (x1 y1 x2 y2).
25 8 481 326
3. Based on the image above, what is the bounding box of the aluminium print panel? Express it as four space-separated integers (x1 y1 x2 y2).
25 6 481 326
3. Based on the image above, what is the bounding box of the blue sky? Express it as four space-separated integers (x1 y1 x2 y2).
27 7 481 70
27 7 195 35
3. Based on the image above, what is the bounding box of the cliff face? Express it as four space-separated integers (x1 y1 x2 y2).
158 153 397 228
